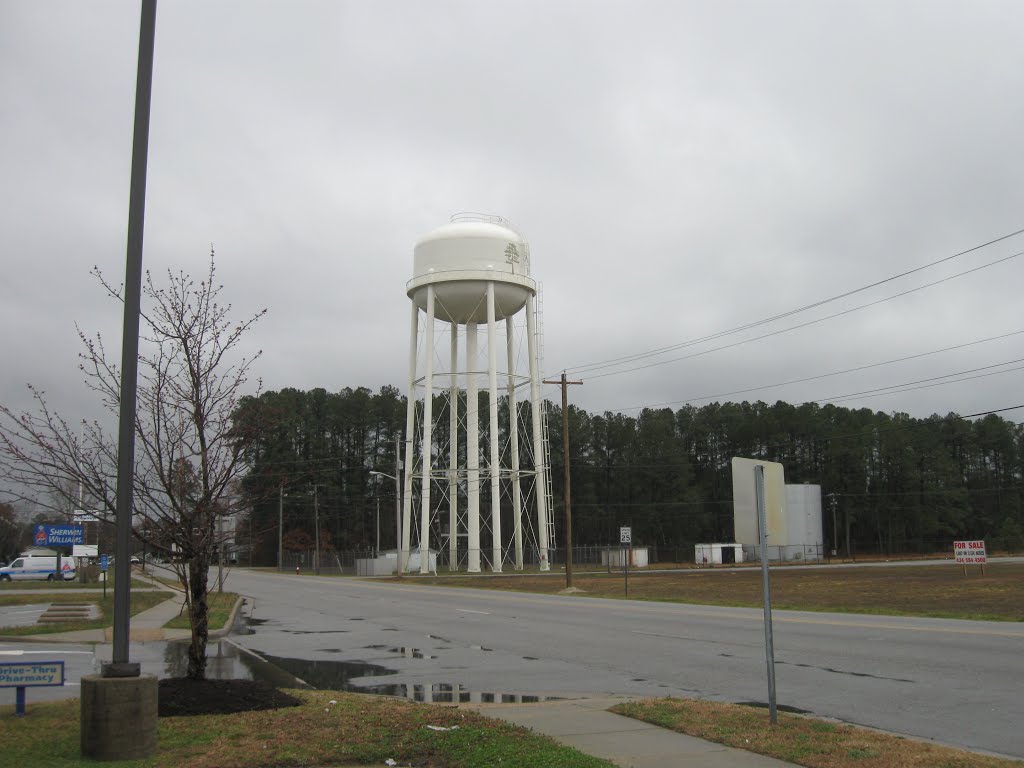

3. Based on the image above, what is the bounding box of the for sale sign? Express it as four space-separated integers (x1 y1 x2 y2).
954 540 986 565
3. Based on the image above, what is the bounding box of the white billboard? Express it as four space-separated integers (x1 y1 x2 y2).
732 457 785 546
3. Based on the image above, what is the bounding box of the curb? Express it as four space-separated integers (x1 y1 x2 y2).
209 595 246 640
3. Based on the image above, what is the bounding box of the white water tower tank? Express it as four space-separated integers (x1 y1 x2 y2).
409 218 533 324
400 213 552 576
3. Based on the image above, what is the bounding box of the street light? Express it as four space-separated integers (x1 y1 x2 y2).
370 469 401 566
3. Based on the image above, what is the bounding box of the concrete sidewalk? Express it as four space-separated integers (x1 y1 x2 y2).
16 572 241 644
467 696 797 768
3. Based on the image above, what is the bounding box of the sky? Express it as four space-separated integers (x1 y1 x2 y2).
2 0 1024 439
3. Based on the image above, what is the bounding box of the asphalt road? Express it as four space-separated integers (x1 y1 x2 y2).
224 569 1024 759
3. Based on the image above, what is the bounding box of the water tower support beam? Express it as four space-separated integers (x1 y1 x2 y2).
506 316 524 570
526 293 549 571
449 324 459 570
401 301 418 574
487 283 502 573
418 286 436 574
466 321 481 572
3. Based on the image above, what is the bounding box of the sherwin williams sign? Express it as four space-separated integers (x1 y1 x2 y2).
33 524 84 546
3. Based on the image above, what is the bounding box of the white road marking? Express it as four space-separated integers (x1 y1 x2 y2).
456 608 489 615
0 650 94 655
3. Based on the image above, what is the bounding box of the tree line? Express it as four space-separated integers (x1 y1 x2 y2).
236 388 1024 564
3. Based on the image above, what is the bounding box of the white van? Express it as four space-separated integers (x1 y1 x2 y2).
0 555 77 581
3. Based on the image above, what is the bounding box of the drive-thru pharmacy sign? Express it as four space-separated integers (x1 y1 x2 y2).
1 661 64 716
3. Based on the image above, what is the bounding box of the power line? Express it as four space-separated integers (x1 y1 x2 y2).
815 361 1024 406
571 483 1024 509
610 329 1024 413
561 227 1024 378
583 249 1024 382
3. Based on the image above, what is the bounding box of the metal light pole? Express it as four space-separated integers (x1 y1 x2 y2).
278 486 284 571
108 0 157 678
395 437 402 562
375 497 380 556
81 4 159 761
755 464 778 724
370 468 401 560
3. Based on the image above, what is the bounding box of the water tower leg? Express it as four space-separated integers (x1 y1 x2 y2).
487 284 502 572
507 317 524 570
466 322 481 572
449 324 459 571
401 302 418 574
419 286 436 574
526 293 549 571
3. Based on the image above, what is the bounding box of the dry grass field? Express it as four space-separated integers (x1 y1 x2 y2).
405 561 1024 621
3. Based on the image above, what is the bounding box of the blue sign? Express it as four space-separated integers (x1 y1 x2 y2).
100 554 109 572
34 524 85 546
0 661 64 717
0 661 64 688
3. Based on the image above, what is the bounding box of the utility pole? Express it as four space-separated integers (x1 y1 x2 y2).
278 485 284 572
314 484 320 576
544 372 582 589
827 492 838 558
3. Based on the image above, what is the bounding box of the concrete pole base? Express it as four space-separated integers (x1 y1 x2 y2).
80 673 158 761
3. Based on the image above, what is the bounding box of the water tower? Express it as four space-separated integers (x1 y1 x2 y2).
400 213 553 574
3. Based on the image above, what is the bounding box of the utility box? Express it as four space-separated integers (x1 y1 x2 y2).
695 543 744 565
601 547 649 568
406 549 438 573
355 557 394 576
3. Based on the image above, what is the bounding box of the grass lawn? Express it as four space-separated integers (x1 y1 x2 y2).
0 589 172 636
164 589 237 630
401 561 1024 621
612 698 1022 768
0 690 613 768
0 569 151 590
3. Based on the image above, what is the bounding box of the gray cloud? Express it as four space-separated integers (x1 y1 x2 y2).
2 0 1022 439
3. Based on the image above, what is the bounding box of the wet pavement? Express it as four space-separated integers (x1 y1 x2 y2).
2 599 574 707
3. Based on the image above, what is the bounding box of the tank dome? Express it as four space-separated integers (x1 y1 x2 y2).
407 217 536 324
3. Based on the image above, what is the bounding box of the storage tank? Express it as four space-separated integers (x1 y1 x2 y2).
784 484 824 560
409 218 533 324
401 213 552 575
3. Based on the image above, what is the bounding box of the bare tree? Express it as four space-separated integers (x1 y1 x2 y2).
0 251 265 679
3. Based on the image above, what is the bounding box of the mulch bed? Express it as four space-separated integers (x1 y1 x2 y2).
158 678 302 717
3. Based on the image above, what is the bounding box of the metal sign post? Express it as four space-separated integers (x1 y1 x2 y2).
620 527 631 596
100 555 109 600
755 465 778 724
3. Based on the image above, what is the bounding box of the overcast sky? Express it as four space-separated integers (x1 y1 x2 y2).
3 0 1023 434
